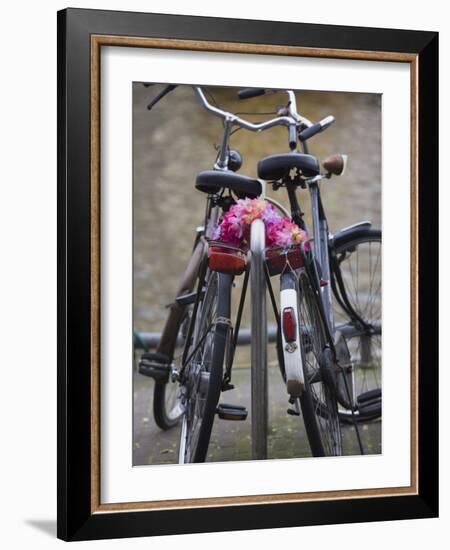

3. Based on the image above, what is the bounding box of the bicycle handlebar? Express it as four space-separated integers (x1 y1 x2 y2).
193 87 313 133
145 84 334 142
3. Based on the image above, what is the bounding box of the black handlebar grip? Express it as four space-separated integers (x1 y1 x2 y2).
299 122 322 142
147 84 178 110
237 88 266 100
288 124 297 150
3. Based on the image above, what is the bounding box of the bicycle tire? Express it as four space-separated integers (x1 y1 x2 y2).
297 268 343 456
332 228 382 423
153 238 206 431
153 308 190 430
179 271 232 463
153 383 183 430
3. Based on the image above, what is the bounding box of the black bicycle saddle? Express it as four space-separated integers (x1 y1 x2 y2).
195 170 262 198
257 153 320 181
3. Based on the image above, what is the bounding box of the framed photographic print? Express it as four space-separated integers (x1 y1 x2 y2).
57 7 438 541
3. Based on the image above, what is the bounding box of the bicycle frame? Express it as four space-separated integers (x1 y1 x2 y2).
279 170 368 345
270 168 364 417
277 177 335 332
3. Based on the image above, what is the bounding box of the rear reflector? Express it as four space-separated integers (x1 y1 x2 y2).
282 307 297 342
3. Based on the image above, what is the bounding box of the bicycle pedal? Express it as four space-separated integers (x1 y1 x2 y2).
357 388 381 403
287 408 300 416
358 401 382 418
175 291 196 306
357 389 382 418
138 353 171 383
175 289 205 306
216 403 248 421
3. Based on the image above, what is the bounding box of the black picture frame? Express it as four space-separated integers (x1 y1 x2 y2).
57 7 438 541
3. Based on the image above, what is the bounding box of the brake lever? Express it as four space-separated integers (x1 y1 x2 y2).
147 84 178 110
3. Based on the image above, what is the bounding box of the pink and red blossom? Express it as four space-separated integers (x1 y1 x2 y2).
213 198 308 250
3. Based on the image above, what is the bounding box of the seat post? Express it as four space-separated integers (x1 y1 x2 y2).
286 181 306 230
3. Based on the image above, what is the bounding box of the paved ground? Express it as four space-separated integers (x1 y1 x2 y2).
133 364 381 466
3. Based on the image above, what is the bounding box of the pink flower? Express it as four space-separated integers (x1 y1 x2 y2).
214 198 308 250
214 210 244 246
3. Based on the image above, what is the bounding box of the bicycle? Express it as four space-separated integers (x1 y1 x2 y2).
138 84 381 462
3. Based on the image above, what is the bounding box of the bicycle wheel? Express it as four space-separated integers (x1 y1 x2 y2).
297 269 343 456
152 308 190 430
178 270 232 463
332 228 382 422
